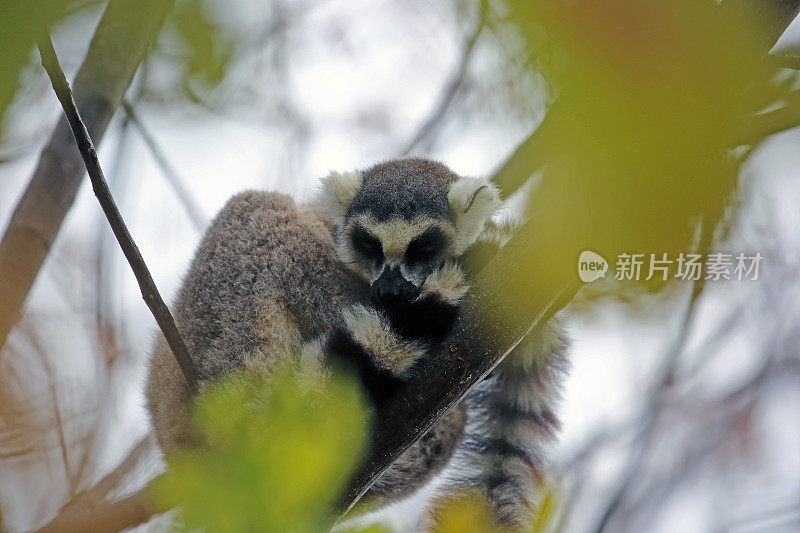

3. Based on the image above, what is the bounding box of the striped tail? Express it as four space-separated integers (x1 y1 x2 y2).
432 315 569 529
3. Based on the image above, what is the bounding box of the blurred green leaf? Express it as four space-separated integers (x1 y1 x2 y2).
0 0 73 122
489 0 784 299
339 523 394 533
431 491 503 533
427 486 560 533
172 0 231 90
530 487 558 533
151 364 368 532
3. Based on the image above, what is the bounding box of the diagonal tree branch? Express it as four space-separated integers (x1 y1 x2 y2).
82 436 156 506
35 492 153 533
726 0 800 49
0 0 175 352
37 35 198 395
591 271 709 533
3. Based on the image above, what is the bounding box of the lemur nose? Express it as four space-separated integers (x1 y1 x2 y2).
372 266 419 304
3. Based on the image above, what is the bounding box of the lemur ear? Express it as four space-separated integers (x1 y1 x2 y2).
447 176 501 255
316 169 363 225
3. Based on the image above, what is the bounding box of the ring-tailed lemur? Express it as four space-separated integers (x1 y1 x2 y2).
145 158 568 529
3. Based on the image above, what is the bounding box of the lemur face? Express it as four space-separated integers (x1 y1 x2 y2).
317 158 501 306
346 214 455 304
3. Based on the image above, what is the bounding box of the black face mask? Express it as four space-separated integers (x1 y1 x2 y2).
371 265 420 306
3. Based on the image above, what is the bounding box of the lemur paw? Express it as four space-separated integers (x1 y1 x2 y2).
323 304 429 406
323 263 469 406
378 261 467 341
418 260 469 306
341 304 428 376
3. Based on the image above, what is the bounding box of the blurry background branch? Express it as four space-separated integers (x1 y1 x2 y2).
35 438 157 533
590 275 708 533
768 50 800 69
400 0 488 155
36 492 152 533
0 0 175 353
121 100 206 231
738 89 800 145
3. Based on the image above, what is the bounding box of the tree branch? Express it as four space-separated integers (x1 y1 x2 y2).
84 437 156 504
35 492 153 533
0 0 175 352
36 35 198 395
34 437 157 533
591 275 708 533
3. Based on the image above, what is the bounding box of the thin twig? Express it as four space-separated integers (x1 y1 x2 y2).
36 35 199 395
50 379 74 493
95 117 132 357
591 281 706 533
68 437 155 512
30 329 76 495
96 65 150 343
121 100 206 231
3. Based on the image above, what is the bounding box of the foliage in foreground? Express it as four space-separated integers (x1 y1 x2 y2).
151 365 368 532
149 362 560 532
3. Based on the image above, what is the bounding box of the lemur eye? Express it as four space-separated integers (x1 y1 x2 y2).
406 244 435 264
405 227 446 264
351 227 383 260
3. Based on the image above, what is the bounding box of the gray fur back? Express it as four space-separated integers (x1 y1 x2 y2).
145 191 366 451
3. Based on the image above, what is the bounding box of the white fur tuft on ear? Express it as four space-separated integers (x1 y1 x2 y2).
315 170 363 225
447 176 501 255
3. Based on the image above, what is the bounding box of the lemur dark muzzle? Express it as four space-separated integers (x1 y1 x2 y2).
372 266 420 304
